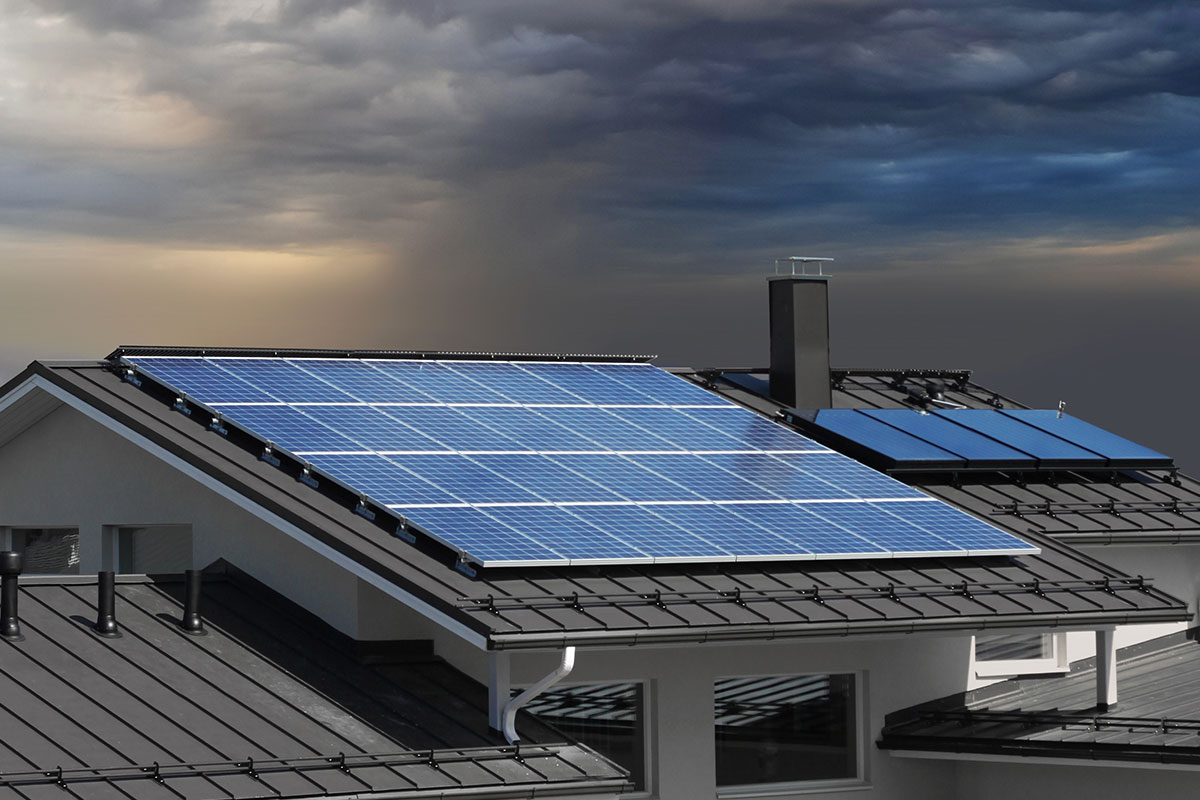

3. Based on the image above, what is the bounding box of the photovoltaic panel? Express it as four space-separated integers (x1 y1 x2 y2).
132 357 277 404
386 454 545 504
999 410 1171 467
694 453 855 500
468 454 626 503
933 409 1099 464
566 504 730 560
217 405 364 453
443 362 585 405
627 454 777 501
298 405 446 451
482 506 649 562
806 503 968 556
457 406 605 451
680 407 829 452
125 354 1039 567
313 454 461 506
379 406 529 452
208 359 358 403
400 506 567 565
534 407 683 451
516 362 659 405
547 454 704 502
607 407 754 451
860 409 1031 465
808 409 965 466
289 359 435 403
366 360 491 403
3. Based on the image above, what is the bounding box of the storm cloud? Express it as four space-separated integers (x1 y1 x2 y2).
1 0 1198 464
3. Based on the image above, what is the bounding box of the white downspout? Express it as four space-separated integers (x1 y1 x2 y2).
501 646 576 744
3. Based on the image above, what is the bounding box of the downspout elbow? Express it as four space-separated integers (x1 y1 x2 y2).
502 646 576 744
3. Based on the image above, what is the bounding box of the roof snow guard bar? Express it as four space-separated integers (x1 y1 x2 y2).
107 345 658 363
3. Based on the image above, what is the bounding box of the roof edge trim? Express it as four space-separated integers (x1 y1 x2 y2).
108 345 658 363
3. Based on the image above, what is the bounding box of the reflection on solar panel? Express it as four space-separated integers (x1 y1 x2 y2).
125 355 1038 566
795 408 1173 472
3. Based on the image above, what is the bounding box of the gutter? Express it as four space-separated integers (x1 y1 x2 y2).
880 736 1200 769
503 647 576 743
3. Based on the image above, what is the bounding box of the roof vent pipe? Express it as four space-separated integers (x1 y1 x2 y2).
181 569 205 635
769 257 834 409
95 571 120 638
502 646 576 744
1 552 22 642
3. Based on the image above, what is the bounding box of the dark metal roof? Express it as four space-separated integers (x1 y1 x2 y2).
4 361 1190 650
878 629 1200 766
0 567 627 800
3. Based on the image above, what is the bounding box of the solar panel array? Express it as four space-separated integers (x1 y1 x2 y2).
124 355 1038 566
802 408 1172 472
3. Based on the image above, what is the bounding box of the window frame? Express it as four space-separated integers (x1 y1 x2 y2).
971 631 1069 678
519 678 653 797
714 670 868 799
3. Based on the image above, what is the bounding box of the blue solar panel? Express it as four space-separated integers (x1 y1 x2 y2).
443 362 585 405
628 454 775 501
535 407 682 451
770 452 926 498
209 359 358 403
810 409 965 465
871 501 1037 555
400 506 567 565
681 407 829 451
133 357 277 404
289 359 435 403
933 410 1099 463
860 409 1031 464
516 363 657 405
586 363 728 406
126 354 1040 567
312 454 461 506
379 406 528 452
566 504 730 560
468 454 625 503
647 503 809 558
548 454 703 502
1000 410 1171 467
298 405 446 451
721 503 887 558
694 453 854 500
386 455 545 504
366 361 490 403
607 407 752 451
218 405 364 453
806 502 967 556
483 506 649 562
455 406 605 451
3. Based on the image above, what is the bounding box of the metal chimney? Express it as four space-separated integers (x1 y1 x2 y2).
769 257 834 409
1 551 23 642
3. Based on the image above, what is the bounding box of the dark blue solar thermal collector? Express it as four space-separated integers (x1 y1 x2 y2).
123 354 1039 566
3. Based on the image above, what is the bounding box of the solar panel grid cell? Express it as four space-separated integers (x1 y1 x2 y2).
680 407 829 451
482 506 650 563
312 453 461 506
399 506 567 564
647 503 809 559
871 501 1037 554
298 405 447 451
218 405 365 453
536 407 683 451
443 362 586 405
468 453 626 503
547 453 704 502
457 406 606 452
806 503 966 556
608 407 752 451
721 503 885 558
367 361 492 403
695 453 855 500
133 357 278 404
771 452 926 498
628 454 777 501
209 359 359 403
516 363 658 405
567 504 731 560
289 359 436 403
387 454 545 504
380 406 529 452
586 363 729 405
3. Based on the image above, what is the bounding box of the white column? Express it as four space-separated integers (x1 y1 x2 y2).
1096 628 1117 711
488 650 511 731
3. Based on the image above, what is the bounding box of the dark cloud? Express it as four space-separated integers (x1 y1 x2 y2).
0 0 1198 465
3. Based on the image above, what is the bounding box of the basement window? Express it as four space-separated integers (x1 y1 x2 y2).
973 632 1068 677
715 673 862 796
3 528 81 574
524 682 647 793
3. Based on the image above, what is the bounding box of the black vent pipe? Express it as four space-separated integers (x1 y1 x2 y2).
181 569 205 635
1 551 23 642
95 571 120 638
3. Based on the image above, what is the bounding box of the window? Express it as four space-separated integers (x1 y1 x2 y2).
715 673 860 793
973 632 1068 677
5 528 81 574
524 683 647 792
115 525 194 574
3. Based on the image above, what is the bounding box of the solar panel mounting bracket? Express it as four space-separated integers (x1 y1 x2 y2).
354 497 376 521
172 396 192 417
259 444 281 468
298 464 319 490
455 559 477 578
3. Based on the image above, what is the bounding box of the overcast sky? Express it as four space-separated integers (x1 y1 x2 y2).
1 0 1198 466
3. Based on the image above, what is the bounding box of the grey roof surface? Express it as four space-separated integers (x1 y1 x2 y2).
2 359 1189 650
878 629 1200 765
0 568 626 800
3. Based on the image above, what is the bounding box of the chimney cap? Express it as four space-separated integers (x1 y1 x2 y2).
775 256 834 277
0 551 21 576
